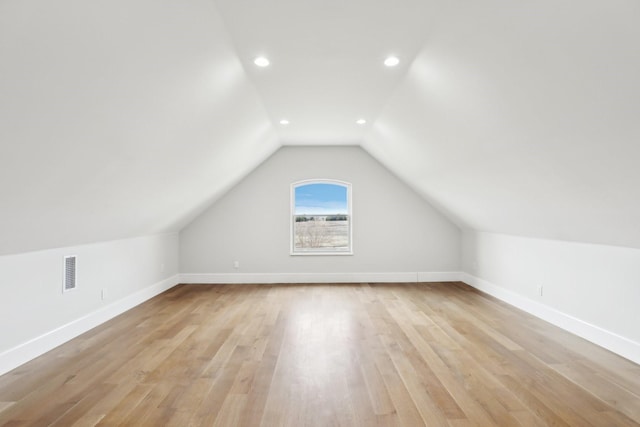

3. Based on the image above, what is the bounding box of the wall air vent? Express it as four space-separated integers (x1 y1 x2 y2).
63 255 77 292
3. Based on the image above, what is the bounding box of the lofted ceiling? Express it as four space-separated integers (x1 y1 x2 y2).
364 0 640 248
1 0 639 255
214 0 441 144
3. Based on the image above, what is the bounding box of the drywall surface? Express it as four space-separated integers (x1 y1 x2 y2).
365 0 640 249
0 0 277 255
462 231 640 360
0 233 179 371
180 146 460 275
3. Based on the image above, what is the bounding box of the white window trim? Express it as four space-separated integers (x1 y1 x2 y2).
290 179 353 256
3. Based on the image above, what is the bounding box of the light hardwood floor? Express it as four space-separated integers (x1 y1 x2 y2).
0 282 639 426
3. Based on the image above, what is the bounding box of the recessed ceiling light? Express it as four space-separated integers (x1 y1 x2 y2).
254 56 270 67
279 119 290 125
356 119 367 125
384 56 400 67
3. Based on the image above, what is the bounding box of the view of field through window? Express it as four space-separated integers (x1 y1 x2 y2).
293 182 350 253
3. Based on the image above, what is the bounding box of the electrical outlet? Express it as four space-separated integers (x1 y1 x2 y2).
537 285 543 296
233 261 240 269
160 263 165 273
101 288 108 300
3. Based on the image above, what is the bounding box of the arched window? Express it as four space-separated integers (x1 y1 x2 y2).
291 180 352 255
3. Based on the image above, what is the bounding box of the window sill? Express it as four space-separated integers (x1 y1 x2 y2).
290 251 353 256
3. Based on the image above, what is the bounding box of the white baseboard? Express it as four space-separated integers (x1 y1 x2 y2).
417 271 462 282
180 271 462 284
0 274 180 377
461 273 640 365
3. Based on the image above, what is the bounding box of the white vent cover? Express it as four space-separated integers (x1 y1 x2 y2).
63 255 77 292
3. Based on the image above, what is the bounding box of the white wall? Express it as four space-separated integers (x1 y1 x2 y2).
0 233 180 375
180 146 461 282
461 231 640 364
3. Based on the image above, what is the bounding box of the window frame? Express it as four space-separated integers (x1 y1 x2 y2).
290 179 353 256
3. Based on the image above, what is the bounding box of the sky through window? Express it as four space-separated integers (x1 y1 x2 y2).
294 183 347 215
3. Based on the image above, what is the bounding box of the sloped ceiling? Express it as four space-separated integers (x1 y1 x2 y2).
1 0 639 255
0 0 278 255
364 1 640 248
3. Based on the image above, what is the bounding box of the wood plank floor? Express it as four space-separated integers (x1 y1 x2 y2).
1 282 639 426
